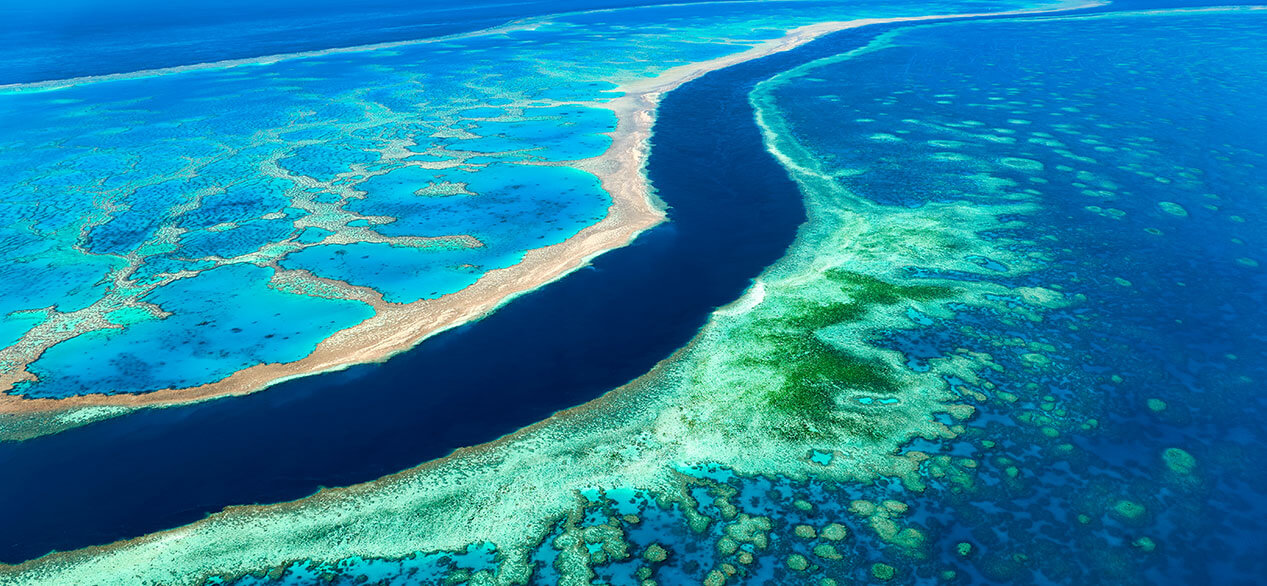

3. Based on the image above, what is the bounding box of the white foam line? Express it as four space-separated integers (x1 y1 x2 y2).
0 21 537 94
0 0 852 94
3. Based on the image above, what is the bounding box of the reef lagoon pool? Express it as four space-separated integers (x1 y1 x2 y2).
3 0 1267 584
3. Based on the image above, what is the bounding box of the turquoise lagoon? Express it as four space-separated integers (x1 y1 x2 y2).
10 1 1267 585
0 0 1042 400
216 6 1267 584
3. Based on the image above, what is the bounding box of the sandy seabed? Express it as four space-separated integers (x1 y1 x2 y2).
0 0 1101 432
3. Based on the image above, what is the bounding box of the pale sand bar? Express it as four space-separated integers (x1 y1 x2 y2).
0 0 1102 434
2 2 1111 582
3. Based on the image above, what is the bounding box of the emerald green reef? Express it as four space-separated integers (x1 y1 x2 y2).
5 2 1267 585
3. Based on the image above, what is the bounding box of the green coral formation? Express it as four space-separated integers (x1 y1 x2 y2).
1112 500 1147 522
813 543 844 561
1162 447 1196 475
643 543 668 564
849 499 925 552
755 270 953 425
786 553 811 571
821 523 849 542
871 562 897 581
0 4 1108 585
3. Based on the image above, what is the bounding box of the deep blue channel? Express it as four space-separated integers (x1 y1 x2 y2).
0 25 909 564
2 0 1169 562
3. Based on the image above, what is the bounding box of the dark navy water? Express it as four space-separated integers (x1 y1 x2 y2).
4 0 1263 575
0 0 734 85
0 22 907 566
755 8 1267 583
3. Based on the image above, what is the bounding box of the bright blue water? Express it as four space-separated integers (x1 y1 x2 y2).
204 4 1267 584
0 0 736 84
5 1 1266 582
224 543 500 586
1 0 1001 399
755 8 1267 582
17 265 376 398
298 164 610 302
0 15 848 562
0 3 656 397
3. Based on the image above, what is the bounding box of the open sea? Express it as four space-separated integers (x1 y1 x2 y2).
3 0 1267 583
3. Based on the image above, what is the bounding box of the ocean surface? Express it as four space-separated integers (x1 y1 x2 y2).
747 8 1267 581
0 0 1012 402
0 22 808 560
3 0 1267 583
0 0 921 561
0 0 735 85
220 5 1267 583
2 0 1066 562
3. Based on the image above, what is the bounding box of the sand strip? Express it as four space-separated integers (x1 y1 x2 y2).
0 0 1104 428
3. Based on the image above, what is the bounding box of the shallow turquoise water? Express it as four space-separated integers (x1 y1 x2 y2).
1 0 1030 398
750 8 1267 582
6 2 1267 583
207 6 1267 584
15 264 377 398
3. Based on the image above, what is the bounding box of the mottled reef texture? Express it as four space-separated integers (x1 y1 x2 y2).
0 0 1071 440
12 2 1203 584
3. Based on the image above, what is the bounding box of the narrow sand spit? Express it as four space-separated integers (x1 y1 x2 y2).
0 0 1103 429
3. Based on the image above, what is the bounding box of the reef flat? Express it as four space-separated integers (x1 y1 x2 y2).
0 0 1086 440
1 1 1103 563
32 2 1267 585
